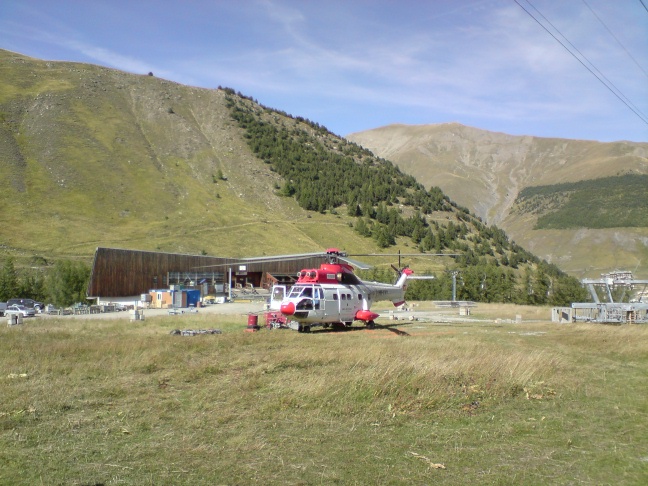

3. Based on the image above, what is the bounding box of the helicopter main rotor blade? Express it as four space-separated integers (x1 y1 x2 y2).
337 255 373 270
192 252 330 269
349 253 459 257
191 249 457 270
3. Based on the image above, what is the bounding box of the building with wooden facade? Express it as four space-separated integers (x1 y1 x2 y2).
87 247 325 304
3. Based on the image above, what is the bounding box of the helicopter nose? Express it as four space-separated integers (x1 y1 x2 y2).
280 301 295 316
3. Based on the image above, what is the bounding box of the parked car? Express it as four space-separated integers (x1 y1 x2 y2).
45 304 58 315
5 305 36 317
0 302 6 317
7 298 44 311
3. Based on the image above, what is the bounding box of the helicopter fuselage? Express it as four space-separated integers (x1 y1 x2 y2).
278 263 411 331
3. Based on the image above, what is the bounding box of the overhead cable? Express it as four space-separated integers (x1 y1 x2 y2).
582 0 648 80
639 0 648 14
513 0 648 126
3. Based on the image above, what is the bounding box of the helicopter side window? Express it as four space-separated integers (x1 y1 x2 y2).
358 294 362 300
333 294 338 301
341 294 346 300
313 287 322 310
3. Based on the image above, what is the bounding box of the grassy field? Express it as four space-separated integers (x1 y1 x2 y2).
1 308 647 485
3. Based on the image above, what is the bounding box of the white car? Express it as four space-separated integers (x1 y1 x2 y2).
5 305 36 317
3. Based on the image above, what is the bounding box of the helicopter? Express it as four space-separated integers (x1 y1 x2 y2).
199 248 450 333
269 249 409 332
269 248 449 332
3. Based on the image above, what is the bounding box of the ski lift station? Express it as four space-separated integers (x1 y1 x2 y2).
553 271 648 324
86 247 326 308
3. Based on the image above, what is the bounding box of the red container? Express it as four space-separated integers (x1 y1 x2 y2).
246 314 259 332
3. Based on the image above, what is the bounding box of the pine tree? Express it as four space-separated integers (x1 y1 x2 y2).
354 218 372 237
46 260 91 307
0 257 18 302
373 225 395 248
17 270 47 302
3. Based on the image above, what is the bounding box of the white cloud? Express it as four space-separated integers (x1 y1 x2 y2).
1 0 644 141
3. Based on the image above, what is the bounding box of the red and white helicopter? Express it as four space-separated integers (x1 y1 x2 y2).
201 248 447 333
264 248 445 332
269 248 410 332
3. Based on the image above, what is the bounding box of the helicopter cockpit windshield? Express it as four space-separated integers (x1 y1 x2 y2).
288 285 323 310
288 285 311 298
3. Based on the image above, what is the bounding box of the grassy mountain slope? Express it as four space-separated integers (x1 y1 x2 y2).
0 50 589 305
347 123 648 277
0 49 379 260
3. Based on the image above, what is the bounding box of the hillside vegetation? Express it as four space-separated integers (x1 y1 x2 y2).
0 49 316 260
222 90 587 304
347 124 648 277
515 174 648 229
0 49 587 305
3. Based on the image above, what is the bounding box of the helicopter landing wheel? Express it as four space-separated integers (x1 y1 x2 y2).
297 324 311 333
366 320 376 329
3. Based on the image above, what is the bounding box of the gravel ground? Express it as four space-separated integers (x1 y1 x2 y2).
33 302 267 320
29 302 515 325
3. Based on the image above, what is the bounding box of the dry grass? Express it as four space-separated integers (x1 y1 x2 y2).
1 313 647 484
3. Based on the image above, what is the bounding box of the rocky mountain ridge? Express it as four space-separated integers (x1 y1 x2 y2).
347 123 648 277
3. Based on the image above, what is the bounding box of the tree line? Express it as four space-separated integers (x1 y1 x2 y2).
226 92 455 248
0 257 90 308
404 262 588 305
515 174 648 229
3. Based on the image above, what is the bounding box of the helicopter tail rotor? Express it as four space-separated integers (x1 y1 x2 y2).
395 267 413 288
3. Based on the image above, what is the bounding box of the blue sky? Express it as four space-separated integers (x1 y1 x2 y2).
2 0 647 142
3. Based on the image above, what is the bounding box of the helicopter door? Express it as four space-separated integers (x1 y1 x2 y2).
323 289 340 321
312 286 323 310
269 285 287 311
308 286 326 322
338 290 355 322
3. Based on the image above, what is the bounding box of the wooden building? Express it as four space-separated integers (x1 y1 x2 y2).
87 247 325 303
